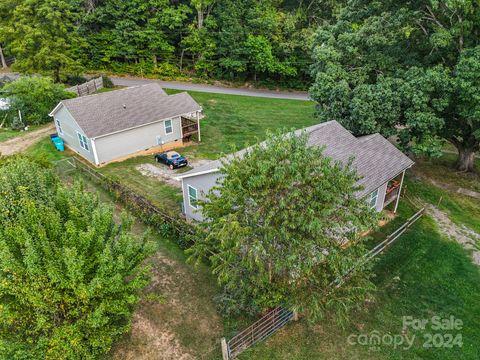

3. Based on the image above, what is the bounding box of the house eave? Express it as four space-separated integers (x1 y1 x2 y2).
175 168 220 180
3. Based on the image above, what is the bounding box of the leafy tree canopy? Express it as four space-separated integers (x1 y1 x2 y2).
188 130 378 324
1 76 74 127
0 0 84 81
0 158 155 358
310 0 480 171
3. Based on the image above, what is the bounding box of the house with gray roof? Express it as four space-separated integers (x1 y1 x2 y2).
49 83 202 165
176 121 414 221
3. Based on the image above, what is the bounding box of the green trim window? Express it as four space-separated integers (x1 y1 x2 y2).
77 132 89 151
368 189 379 208
188 185 198 209
164 119 173 134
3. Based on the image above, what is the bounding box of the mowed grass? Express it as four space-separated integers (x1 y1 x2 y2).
165 89 316 159
97 155 183 215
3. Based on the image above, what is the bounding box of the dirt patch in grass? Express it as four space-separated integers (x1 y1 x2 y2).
427 204 480 265
0 124 55 156
111 244 223 360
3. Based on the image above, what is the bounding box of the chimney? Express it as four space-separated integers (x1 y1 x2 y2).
123 104 126 109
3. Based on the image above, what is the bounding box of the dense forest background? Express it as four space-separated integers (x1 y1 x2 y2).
0 0 342 88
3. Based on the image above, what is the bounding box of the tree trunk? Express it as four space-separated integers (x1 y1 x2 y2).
0 45 7 69
456 147 476 172
53 67 61 83
152 55 157 69
197 9 204 29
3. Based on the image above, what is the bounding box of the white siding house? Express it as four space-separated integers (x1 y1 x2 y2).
49 83 202 166
176 121 414 222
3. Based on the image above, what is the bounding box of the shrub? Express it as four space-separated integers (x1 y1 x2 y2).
0 158 155 359
1 76 74 126
65 74 87 86
101 75 114 88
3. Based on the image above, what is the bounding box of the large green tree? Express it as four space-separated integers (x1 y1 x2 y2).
310 0 480 171
189 130 378 323
0 159 154 358
0 0 84 81
1 76 74 127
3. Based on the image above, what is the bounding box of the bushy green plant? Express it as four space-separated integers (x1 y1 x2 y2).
1 76 74 126
0 158 155 359
65 74 87 86
101 75 114 88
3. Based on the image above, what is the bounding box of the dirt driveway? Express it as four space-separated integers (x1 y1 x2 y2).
0 124 55 156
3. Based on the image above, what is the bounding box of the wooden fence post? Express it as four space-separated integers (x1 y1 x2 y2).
221 338 229 360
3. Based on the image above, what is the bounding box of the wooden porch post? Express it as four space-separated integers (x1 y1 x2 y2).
196 111 201 142
393 170 406 213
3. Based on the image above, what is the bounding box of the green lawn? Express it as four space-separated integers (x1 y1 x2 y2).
97 155 183 215
415 153 480 193
166 89 316 159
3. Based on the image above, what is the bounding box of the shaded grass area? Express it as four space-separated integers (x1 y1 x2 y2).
241 199 480 359
405 177 480 234
415 153 480 193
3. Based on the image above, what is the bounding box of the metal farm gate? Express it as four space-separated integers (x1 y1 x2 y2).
222 307 294 360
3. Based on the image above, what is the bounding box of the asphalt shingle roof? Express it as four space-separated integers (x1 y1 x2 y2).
56 83 201 138
178 121 414 197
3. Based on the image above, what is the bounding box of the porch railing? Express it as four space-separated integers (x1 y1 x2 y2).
384 186 400 206
181 117 198 137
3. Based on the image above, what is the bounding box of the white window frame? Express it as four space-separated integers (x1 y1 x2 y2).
187 185 198 209
164 119 173 135
77 132 90 152
56 119 63 135
368 189 379 209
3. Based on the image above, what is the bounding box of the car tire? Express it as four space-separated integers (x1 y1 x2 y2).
169 164 174 170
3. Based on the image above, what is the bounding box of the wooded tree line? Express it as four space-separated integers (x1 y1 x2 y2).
0 0 341 88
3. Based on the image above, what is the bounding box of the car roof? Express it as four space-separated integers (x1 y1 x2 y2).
166 151 180 158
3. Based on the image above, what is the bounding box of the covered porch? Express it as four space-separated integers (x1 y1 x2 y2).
181 114 201 142
383 170 406 212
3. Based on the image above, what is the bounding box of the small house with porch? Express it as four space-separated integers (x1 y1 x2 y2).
49 83 202 166
176 121 414 222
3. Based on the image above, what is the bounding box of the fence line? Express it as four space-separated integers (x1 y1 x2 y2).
221 207 425 359
66 77 103 96
54 157 194 243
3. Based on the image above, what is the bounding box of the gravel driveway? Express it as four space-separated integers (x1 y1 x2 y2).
136 159 212 188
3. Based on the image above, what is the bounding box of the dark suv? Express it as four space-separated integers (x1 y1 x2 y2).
154 151 188 169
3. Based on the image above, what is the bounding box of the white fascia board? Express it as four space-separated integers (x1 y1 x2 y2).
174 168 220 181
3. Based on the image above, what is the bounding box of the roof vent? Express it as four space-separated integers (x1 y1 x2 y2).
123 104 126 109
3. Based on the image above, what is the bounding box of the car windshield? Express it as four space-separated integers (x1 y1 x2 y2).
171 154 180 158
